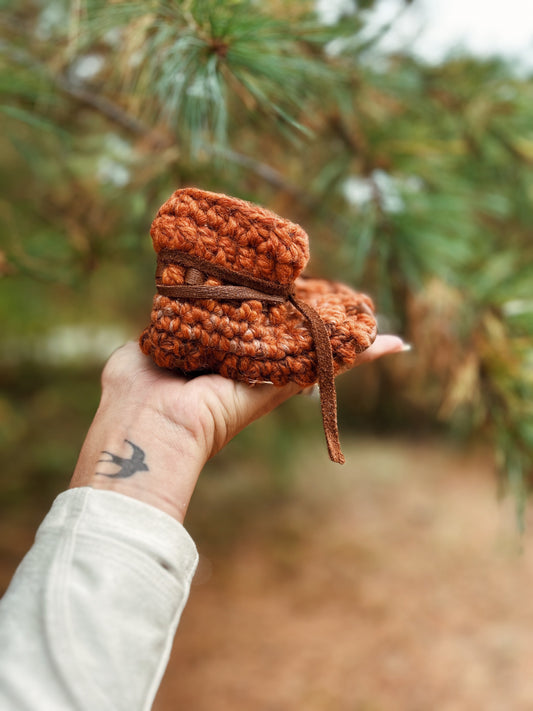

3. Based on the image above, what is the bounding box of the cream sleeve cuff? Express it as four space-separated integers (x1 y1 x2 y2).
0 487 199 711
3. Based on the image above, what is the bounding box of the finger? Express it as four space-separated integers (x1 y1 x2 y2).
352 334 409 366
233 334 409 423
233 379 301 427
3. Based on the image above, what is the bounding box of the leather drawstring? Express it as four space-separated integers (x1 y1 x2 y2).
156 249 345 464
287 296 343 464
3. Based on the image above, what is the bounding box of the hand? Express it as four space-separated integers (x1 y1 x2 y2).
70 335 406 522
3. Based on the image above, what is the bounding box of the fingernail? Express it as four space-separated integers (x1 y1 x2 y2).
400 343 412 352
301 384 319 398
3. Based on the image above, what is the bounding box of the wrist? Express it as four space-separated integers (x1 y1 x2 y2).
69 398 206 523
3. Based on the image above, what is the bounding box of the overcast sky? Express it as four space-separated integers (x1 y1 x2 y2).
317 0 533 68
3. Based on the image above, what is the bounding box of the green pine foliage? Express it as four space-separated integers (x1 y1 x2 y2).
0 0 532 516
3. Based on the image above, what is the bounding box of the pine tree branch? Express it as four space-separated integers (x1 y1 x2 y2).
54 77 343 226
213 148 312 204
55 74 333 217
4 37 346 234
1 38 166 144
489 126 533 166
328 114 374 173
55 75 153 138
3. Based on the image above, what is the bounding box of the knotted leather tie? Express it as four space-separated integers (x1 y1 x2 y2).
156 249 345 464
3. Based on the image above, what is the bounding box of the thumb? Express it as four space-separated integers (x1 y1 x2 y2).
230 334 408 430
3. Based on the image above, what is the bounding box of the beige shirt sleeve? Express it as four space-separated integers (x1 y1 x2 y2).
0 487 198 711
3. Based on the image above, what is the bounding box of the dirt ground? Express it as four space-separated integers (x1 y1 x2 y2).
2 437 533 710
157 438 533 711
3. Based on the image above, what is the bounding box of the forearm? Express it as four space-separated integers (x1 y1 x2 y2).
0 370 204 710
69 387 207 524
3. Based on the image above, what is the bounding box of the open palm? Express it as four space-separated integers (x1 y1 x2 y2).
101 336 405 462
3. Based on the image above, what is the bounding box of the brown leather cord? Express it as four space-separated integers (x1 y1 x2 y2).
157 249 293 298
185 267 204 285
289 297 344 464
156 250 345 464
157 284 287 303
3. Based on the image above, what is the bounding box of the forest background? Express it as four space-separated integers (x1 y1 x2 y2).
1 1 533 707
1 0 531 514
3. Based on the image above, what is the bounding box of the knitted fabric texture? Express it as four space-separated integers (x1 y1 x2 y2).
140 187 377 463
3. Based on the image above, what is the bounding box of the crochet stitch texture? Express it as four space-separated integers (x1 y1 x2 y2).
140 187 378 462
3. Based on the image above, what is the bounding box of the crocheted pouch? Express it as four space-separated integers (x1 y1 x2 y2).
140 187 377 464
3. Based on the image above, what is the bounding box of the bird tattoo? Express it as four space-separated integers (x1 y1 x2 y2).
96 439 149 479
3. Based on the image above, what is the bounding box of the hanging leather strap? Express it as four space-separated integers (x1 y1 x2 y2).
156 249 345 464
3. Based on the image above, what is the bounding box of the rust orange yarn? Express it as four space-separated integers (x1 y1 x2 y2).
140 187 378 463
